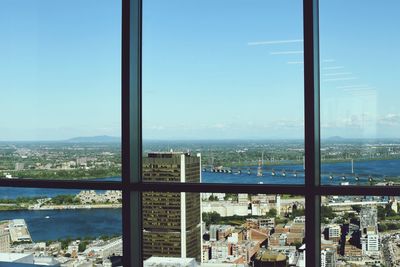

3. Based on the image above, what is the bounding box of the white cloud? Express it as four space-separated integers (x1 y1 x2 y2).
378 113 400 126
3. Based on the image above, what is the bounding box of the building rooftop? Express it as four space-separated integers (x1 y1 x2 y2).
144 256 197 267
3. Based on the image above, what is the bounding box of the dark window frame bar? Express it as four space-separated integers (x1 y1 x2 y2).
0 0 398 266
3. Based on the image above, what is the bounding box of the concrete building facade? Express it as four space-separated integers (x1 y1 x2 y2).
142 152 201 261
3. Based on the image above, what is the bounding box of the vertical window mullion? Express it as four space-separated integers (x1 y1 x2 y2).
122 0 143 266
303 0 321 265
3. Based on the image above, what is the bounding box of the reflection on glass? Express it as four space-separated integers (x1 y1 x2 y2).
0 187 122 265
321 195 399 266
143 0 304 184
143 191 305 266
0 0 121 181
320 0 400 186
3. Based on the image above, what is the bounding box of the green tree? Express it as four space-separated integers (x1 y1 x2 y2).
321 205 335 221
377 206 386 220
267 208 277 218
78 241 89 252
202 212 221 226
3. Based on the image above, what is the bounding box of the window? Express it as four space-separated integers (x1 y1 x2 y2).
0 0 123 266
0 0 396 266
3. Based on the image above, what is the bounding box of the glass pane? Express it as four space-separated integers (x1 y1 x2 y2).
0 187 122 266
321 195 398 266
0 0 121 181
320 0 400 185
143 0 305 184
143 192 305 266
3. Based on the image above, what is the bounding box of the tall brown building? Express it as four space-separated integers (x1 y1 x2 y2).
142 152 201 261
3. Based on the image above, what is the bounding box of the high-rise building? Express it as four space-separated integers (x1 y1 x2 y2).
142 152 201 261
321 248 336 267
360 206 377 233
359 206 380 257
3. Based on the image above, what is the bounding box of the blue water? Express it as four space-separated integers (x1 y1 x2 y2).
1 160 399 199
1 159 399 242
200 159 400 185
0 177 120 199
0 208 121 241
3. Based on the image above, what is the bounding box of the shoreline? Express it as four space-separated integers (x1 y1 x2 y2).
0 204 122 211
29 204 122 210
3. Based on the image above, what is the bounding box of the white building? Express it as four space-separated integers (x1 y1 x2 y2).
202 202 248 217
144 256 198 267
327 225 341 240
8 219 32 243
84 238 122 258
211 241 229 260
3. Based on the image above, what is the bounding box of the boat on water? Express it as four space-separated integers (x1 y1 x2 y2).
45 216 50 219
281 170 286 177
271 169 276 176
258 181 264 184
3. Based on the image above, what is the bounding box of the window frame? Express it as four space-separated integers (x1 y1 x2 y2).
0 0 397 266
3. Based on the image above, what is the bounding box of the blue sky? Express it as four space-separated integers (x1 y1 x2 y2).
1 0 400 140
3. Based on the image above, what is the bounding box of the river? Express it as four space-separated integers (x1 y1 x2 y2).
0 159 399 242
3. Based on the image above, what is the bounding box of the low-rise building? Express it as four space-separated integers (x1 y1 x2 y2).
8 219 32 243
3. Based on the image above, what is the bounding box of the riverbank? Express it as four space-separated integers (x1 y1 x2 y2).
29 203 122 210
0 203 122 211
221 157 400 168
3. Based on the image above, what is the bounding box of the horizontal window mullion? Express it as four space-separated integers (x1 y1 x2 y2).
319 185 400 196
130 182 306 194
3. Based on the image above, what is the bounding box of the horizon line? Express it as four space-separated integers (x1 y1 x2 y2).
2 137 400 143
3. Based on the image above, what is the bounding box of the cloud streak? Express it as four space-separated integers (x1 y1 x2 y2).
322 59 336 63
323 77 358 82
270 51 303 55
323 66 344 70
323 72 352 76
247 39 303 46
336 84 369 89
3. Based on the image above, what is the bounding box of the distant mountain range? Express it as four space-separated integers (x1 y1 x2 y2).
325 136 346 141
65 135 121 143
